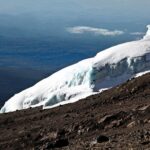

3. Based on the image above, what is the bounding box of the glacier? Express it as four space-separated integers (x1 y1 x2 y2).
1 25 150 113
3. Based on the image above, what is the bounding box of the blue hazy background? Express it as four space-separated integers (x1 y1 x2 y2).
0 0 150 105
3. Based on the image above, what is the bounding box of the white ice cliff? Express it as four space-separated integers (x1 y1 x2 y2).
1 25 150 113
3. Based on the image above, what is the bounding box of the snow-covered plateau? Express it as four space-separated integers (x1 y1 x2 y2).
1 25 150 113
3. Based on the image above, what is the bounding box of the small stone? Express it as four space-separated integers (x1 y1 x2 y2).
44 138 69 149
56 129 66 138
138 105 150 111
137 120 144 125
78 129 85 135
64 114 70 118
98 114 113 124
127 121 136 128
141 141 150 145
96 135 109 143
144 119 148 123
54 138 69 148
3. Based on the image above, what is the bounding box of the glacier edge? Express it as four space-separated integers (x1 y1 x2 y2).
1 25 150 113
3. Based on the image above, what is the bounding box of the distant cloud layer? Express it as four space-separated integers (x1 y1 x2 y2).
67 26 124 36
130 32 145 36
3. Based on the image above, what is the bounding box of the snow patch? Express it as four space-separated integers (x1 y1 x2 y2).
134 70 150 78
143 25 150 40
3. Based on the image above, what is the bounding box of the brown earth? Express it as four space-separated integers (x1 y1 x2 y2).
0 73 150 150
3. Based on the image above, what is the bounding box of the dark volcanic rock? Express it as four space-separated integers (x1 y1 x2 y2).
96 135 109 143
0 73 150 149
43 138 69 149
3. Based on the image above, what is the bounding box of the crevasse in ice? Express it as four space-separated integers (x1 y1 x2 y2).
1 25 150 113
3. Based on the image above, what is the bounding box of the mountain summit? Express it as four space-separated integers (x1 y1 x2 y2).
1 25 150 113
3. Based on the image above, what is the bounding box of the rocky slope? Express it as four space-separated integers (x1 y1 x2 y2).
0 73 150 150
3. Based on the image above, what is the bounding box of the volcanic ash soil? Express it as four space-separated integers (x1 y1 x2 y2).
0 73 150 150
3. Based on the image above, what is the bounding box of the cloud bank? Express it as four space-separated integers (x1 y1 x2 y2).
130 32 145 36
67 26 124 36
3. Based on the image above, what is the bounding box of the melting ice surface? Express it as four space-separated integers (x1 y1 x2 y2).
1 25 150 113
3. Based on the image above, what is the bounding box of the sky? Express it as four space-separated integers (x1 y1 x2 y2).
0 0 150 70
0 0 150 37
